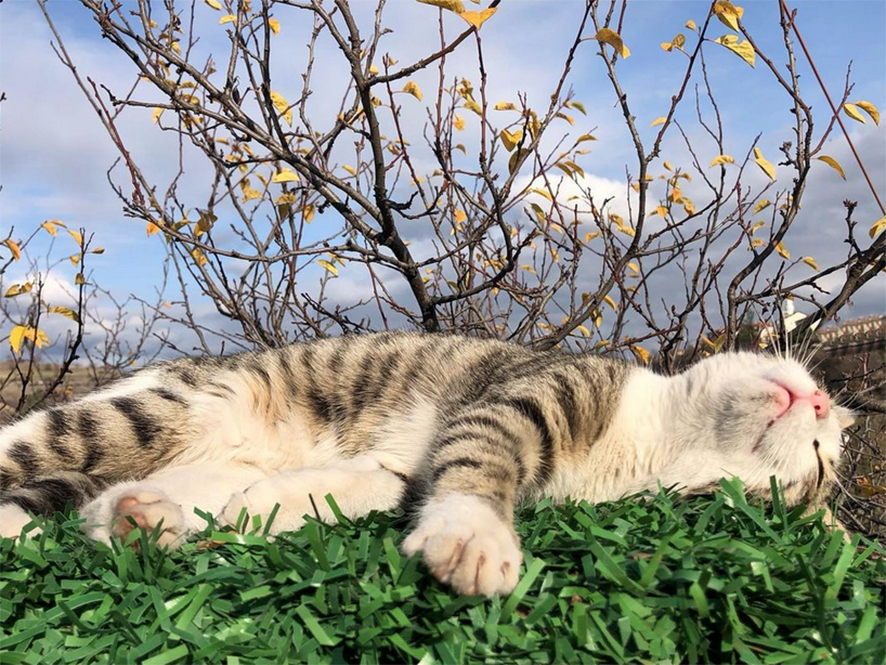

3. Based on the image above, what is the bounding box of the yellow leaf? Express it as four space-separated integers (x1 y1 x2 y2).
713 1 744 31
654 205 668 217
576 134 597 144
47 306 80 322
147 222 161 236
650 117 666 127
415 0 465 13
631 345 651 365
270 90 293 125
68 229 83 246
41 221 59 236
593 28 630 59
91 247 105 254
815 155 846 180
753 147 776 180
663 160 673 172
219 14 236 24
304 204 316 223
660 33 685 52
204 0 222 9
855 100 880 126
775 241 790 260
272 168 300 183
710 154 735 167
75 273 86 285
4 239 21 261
4 282 32 297
455 143 467 155
453 114 465 131
520 264 537 275
618 224 636 237
241 187 262 202
531 188 553 202
714 34 755 67
802 256 819 270
843 103 866 124
9 325 50 353
556 112 575 126
569 101 587 115
753 199 770 214
507 149 528 176
9 325 27 354
584 231 600 242
751 221 766 234
603 295 617 311
626 262 639 275
32 328 50 349
454 209 467 225
268 18 280 35
195 210 217 236
342 165 356 175
869 215 886 239
577 325 591 337
494 102 516 111
317 259 338 276
500 128 522 152
152 107 164 124
459 7 496 29
686 19 697 30
751 238 765 248
191 248 207 266
402 81 423 101
463 99 482 116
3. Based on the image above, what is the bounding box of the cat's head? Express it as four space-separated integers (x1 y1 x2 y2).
676 352 853 508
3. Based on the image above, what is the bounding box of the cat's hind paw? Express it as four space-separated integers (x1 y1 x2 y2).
402 493 522 597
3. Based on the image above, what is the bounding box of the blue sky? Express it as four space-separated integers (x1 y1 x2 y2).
1 0 884 355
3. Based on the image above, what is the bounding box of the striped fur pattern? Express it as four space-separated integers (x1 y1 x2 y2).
0 332 851 596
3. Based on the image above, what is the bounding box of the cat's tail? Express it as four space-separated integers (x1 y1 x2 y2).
0 367 197 511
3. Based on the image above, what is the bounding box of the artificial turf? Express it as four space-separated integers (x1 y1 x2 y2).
1 479 883 664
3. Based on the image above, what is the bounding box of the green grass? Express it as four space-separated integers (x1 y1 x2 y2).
1 480 883 665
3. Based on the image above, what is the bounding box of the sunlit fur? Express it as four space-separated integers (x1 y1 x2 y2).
0 333 852 596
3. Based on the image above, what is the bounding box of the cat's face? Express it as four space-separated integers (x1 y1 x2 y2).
678 352 852 507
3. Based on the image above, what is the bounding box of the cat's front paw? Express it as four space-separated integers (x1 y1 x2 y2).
81 487 185 549
402 493 522 597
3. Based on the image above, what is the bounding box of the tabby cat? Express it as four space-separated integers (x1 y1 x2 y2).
0 333 850 596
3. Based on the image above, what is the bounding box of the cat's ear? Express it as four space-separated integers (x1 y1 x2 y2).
832 405 856 430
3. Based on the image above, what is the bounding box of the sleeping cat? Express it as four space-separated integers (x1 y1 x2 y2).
0 332 850 596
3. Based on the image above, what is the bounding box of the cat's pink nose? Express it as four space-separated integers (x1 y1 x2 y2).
773 384 829 420
808 390 829 420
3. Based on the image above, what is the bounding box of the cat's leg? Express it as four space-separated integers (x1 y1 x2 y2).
220 455 406 533
400 402 543 597
81 463 266 548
